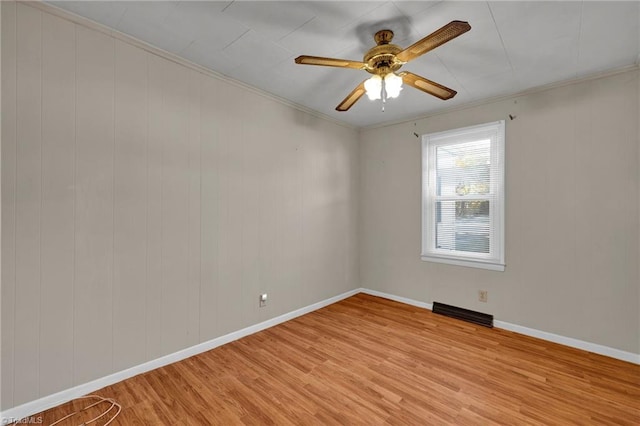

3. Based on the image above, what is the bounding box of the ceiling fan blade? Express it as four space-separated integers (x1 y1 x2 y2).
400 72 457 100
336 81 367 111
295 55 367 70
396 21 471 63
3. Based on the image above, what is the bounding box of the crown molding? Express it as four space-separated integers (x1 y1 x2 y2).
19 1 640 133
362 64 640 132
24 0 357 131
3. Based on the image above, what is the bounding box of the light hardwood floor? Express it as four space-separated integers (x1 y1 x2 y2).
23 294 640 425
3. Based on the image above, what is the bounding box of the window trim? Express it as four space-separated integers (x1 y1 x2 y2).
421 121 505 271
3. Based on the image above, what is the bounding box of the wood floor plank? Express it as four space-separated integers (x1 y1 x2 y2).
18 294 640 425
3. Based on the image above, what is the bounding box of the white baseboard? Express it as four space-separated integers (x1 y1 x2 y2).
0 288 360 424
493 320 640 365
359 288 434 310
358 288 640 365
3 287 639 423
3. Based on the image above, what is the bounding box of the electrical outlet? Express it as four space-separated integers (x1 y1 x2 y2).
479 290 488 303
259 293 268 307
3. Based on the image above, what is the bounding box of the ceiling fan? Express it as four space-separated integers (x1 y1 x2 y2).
294 21 471 111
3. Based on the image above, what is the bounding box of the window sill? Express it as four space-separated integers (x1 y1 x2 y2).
421 255 505 271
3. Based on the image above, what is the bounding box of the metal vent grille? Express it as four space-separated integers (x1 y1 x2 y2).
432 302 493 328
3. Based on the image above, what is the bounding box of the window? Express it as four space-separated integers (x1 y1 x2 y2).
421 121 505 271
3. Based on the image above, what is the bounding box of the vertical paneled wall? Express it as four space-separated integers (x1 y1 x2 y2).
1 2 359 410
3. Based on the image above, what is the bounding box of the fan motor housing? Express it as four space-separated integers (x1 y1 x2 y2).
364 30 404 75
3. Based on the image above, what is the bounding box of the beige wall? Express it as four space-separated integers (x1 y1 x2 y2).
360 69 640 355
2 0 640 415
1 2 359 410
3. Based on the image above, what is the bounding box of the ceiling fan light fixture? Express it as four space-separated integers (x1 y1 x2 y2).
364 75 382 100
384 72 403 98
295 21 470 111
365 73 402 101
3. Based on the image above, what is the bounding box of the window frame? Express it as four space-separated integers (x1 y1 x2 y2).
421 120 505 271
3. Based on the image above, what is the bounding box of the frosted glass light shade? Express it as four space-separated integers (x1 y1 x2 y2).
384 73 403 98
364 75 382 100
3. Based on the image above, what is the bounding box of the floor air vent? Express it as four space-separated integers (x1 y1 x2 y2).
432 302 493 328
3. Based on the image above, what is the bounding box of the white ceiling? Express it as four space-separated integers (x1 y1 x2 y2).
47 1 640 128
